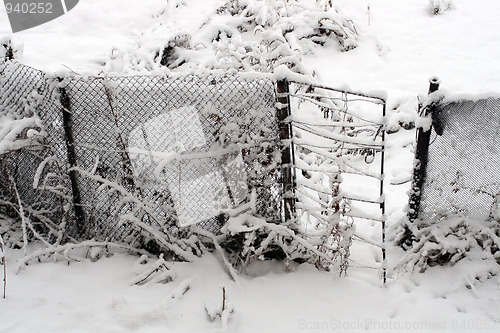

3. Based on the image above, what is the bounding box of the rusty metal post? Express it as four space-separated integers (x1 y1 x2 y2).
276 79 296 223
408 77 440 222
59 79 85 234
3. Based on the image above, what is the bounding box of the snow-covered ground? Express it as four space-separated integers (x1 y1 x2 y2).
1 248 498 333
1 0 499 332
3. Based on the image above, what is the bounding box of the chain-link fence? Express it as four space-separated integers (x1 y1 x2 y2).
410 96 500 221
0 60 283 242
1 60 390 275
0 61 67 235
1 59 391 278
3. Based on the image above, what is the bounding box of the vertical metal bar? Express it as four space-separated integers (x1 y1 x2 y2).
59 79 84 233
276 79 296 223
380 102 387 284
408 78 440 222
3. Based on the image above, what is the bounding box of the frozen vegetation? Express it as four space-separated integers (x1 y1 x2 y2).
0 0 499 332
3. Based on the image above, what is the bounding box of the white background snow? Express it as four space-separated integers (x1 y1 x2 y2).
1 0 499 332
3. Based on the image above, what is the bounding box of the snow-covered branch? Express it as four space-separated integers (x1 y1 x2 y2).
16 240 150 272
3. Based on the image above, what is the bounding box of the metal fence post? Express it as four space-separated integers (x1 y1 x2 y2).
380 103 387 284
276 79 296 223
408 78 440 222
59 79 85 233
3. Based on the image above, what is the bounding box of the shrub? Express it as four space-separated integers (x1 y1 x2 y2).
395 215 500 273
428 0 455 16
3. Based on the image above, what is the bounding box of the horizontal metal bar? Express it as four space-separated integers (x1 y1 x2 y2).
291 118 381 128
293 123 384 147
342 196 384 204
289 80 386 103
343 212 385 223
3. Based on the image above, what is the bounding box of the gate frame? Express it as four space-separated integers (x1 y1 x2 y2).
283 80 387 282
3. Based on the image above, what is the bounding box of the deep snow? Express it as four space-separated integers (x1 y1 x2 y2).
1 248 499 333
1 0 499 332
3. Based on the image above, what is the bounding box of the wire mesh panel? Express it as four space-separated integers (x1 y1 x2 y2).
0 61 68 238
1 61 284 242
63 74 282 238
418 97 500 221
0 60 47 118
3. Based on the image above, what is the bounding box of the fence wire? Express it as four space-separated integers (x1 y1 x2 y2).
0 60 283 241
1 60 392 278
418 97 500 221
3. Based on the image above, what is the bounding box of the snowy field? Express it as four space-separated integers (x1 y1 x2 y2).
1 0 499 332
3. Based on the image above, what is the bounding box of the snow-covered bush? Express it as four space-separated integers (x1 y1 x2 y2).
428 0 455 16
220 207 351 274
1 38 22 61
1 39 14 61
206 0 357 72
395 215 500 273
103 0 358 76
206 90 352 274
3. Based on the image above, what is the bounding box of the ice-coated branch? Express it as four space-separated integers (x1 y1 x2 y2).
74 167 197 262
191 226 240 283
16 240 150 272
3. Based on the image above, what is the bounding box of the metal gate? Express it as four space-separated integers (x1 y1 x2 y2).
284 80 387 280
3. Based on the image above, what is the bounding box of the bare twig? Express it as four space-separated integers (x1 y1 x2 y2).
132 254 175 285
10 176 29 256
222 286 226 312
0 234 6 298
